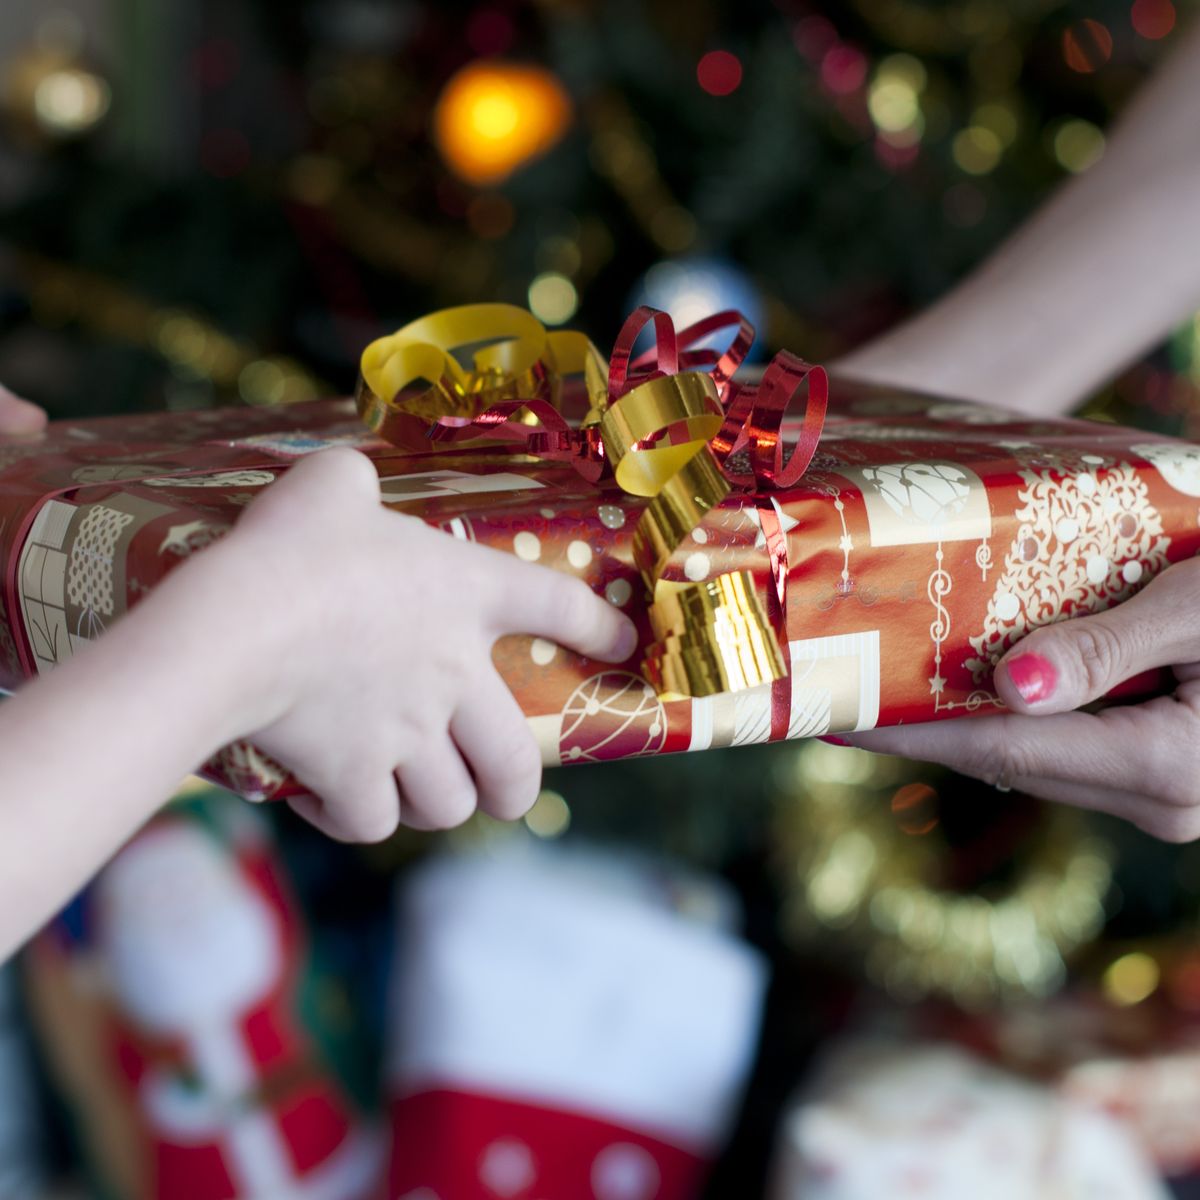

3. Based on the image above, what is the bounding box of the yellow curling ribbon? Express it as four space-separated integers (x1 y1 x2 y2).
358 303 607 436
357 303 787 700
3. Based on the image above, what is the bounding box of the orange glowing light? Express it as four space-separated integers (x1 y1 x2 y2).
1062 19 1113 73
890 783 940 836
434 61 572 186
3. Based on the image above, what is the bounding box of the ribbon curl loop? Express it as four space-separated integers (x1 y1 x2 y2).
356 302 827 701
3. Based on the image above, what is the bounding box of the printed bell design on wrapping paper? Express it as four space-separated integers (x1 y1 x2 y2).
382 844 769 1200
24 804 381 1200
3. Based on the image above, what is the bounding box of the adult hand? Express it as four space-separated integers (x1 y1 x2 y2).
845 557 1200 841
0 385 46 436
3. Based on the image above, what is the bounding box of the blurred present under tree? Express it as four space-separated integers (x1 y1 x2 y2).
5 0 1200 1138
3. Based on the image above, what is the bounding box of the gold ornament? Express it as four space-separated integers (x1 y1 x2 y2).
773 742 1113 1007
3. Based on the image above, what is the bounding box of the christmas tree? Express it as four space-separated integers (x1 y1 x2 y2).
3 0 1200 1195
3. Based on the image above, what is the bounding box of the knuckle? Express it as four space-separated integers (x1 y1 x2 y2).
1141 722 1200 808
339 799 401 844
506 725 543 774
425 787 478 831
1066 620 1127 698
548 578 593 637
491 739 543 797
963 735 1038 789
358 811 403 844
475 729 542 820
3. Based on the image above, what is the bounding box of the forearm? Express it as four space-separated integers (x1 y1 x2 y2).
0 550 256 959
838 18 1200 415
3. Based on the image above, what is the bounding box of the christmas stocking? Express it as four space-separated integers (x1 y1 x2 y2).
768 1039 1169 1200
25 799 381 1200
383 843 769 1200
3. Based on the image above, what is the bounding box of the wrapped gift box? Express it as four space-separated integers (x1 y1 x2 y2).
928 989 1200 1177
768 1038 1170 1199
1 378 1199 801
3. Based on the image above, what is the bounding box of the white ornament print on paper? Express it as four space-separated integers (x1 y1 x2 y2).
379 469 544 504
686 630 881 750
840 462 992 547
18 500 74 672
66 505 135 627
966 464 1170 680
141 469 277 489
526 671 666 766
1131 441 1200 498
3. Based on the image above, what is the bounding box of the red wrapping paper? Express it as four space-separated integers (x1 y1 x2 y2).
1 383 1198 801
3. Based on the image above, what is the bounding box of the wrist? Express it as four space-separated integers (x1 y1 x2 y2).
134 532 307 752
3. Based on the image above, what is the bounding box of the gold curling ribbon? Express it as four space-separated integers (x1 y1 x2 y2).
358 304 787 700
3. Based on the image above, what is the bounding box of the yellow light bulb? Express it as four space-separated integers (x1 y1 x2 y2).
471 92 520 140
435 61 572 185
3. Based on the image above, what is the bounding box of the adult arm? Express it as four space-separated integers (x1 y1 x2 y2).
837 18 1200 416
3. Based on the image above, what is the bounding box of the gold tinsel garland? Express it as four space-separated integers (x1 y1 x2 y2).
773 742 1114 1008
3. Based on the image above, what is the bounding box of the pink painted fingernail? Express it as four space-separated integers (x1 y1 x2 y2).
1004 653 1058 705
818 735 850 746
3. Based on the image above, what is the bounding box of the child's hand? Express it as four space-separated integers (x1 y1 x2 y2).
202 448 638 842
0 385 47 435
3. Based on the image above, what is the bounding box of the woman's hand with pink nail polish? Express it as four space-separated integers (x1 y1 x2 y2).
845 557 1200 842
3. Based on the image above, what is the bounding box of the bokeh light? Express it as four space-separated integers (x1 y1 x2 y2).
890 783 939 836
33 66 110 135
792 16 838 61
697 50 743 97
820 44 868 95
523 789 571 838
952 126 1002 175
434 61 572 185
1102 951 1160 1006
1062 19 1113 73
868 55 926 148
868 78 919 133
1052 118 1106 173
527 272 579 325
632 257 764 355
972 100 1019 148
4 48 112 140
1131 0 1176 39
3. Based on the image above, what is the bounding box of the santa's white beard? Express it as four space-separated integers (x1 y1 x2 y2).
97 825 284 1036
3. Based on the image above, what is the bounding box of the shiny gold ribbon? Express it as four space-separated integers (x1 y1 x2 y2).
357 303 787 700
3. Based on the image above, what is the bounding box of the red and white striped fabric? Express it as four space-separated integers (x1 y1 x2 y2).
383 846 769 1200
